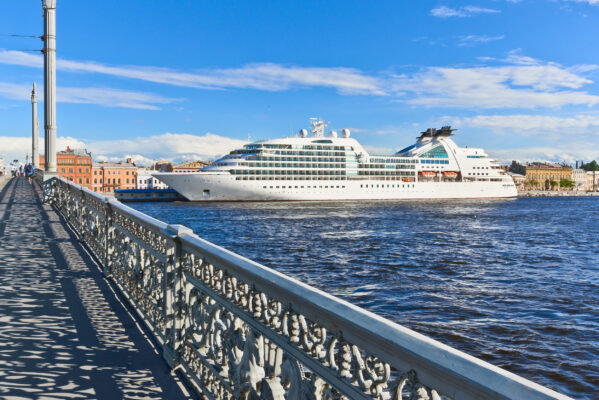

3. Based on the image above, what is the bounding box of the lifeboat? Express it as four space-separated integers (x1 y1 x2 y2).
442 171 458 177
418 171 437 177
402 178 410 182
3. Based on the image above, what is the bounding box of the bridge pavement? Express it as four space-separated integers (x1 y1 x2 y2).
0 178 193 399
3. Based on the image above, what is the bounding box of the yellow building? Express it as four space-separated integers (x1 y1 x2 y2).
511 162 573 190
172 160 210 173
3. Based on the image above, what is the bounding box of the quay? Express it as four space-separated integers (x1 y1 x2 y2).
0 175 573 399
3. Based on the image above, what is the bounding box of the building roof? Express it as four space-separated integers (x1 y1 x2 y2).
524 162 571 169
57 147 91 157
92 162 136 169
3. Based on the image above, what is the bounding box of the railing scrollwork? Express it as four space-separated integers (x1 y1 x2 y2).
40 176 571 400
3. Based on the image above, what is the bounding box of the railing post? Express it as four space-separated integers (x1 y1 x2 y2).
162 224 192 369
103 198 117 277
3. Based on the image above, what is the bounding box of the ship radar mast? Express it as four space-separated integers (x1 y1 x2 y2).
309 118 328 138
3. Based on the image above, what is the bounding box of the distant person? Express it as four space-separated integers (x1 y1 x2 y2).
19 164 24 177
25 163 34 184
10 164 16 177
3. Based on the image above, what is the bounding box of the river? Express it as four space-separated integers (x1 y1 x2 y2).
130 196 599 398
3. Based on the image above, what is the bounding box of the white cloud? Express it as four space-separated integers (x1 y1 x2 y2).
0 81 180 110
454 114 599 135
430 6 500 18
2 49 598 110
458 35 505 46
391 63 599 108
0 50 384 96
489 146 599 164
0 133 247 167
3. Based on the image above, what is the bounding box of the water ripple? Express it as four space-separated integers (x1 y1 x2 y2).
131 197 599 398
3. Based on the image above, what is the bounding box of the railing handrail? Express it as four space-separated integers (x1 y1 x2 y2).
44 175 572 400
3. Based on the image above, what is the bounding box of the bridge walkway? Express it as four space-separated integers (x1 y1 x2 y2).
0 178 193 399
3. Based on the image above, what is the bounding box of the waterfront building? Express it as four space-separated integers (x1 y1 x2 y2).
509 173 526 190
510 161 573 190
154 160 173 172
172 160 210 173
587 170 599 191
572 169 587 191
136 168 170 190
92 161 137 193
39 147 93 188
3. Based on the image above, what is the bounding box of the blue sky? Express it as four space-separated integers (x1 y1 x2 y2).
1 0 599 165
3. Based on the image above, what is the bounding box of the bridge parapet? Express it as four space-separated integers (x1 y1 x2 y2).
40 176 570 400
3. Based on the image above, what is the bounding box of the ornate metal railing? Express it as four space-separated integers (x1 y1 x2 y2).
41 176 570 400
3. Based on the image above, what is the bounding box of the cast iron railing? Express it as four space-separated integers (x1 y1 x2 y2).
41 176 570 400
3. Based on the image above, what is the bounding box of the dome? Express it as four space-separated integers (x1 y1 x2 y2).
341 128 350 138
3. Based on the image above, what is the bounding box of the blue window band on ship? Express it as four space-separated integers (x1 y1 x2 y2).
419 144 449 158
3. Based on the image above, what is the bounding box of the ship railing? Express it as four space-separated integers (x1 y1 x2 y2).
38 175 571 400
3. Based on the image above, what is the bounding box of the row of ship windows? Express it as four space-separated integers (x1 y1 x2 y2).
245 156 354 162
234 163 416 169
421 160 450 164
238 150 350 156
245 163 349 168
361 184 416 188
260 184 417 189
231 170 415 176
467 173 490 176
245 144 352 151
263 185 347 189
359 165 415 169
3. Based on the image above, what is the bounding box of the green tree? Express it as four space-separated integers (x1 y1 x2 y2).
550 179 558 190
582 160 599 171
560 178 574 189
525 179 537 189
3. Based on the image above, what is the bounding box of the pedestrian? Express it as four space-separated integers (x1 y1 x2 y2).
10 164 16 177
19 164 24 177
25 163 34 184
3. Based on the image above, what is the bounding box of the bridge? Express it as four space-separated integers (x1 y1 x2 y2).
0 174 571 399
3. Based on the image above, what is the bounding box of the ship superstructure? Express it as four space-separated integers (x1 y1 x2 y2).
155 120 516 201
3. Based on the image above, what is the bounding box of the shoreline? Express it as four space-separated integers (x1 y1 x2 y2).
518 190 599 197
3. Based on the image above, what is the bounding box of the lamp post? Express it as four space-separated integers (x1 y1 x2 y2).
31 82 39 168
42 0 57 173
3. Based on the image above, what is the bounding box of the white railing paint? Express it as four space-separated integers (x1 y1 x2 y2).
41 176 570 400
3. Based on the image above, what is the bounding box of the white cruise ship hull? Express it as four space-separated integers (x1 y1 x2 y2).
155 173 518 201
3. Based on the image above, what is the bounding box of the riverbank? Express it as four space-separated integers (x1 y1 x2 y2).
518 190 599 197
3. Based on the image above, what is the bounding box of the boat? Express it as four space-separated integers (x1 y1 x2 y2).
154 120 517 201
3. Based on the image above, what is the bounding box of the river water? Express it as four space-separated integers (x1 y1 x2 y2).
130 197 599 398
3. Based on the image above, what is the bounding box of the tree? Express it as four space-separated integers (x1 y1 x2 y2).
550 179 558 190
560 178 574 189
582 160 599 171
525 179 537 189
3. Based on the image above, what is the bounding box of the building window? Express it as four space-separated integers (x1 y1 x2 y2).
78 178 82 184
118 178 121 184
86 178 89 184
79 168 82 173
94 178 97 184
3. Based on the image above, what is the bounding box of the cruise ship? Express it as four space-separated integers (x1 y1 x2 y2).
155 119 517 201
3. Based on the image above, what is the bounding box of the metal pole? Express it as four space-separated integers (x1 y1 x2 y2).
42 0 57 173
31 82 39 168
